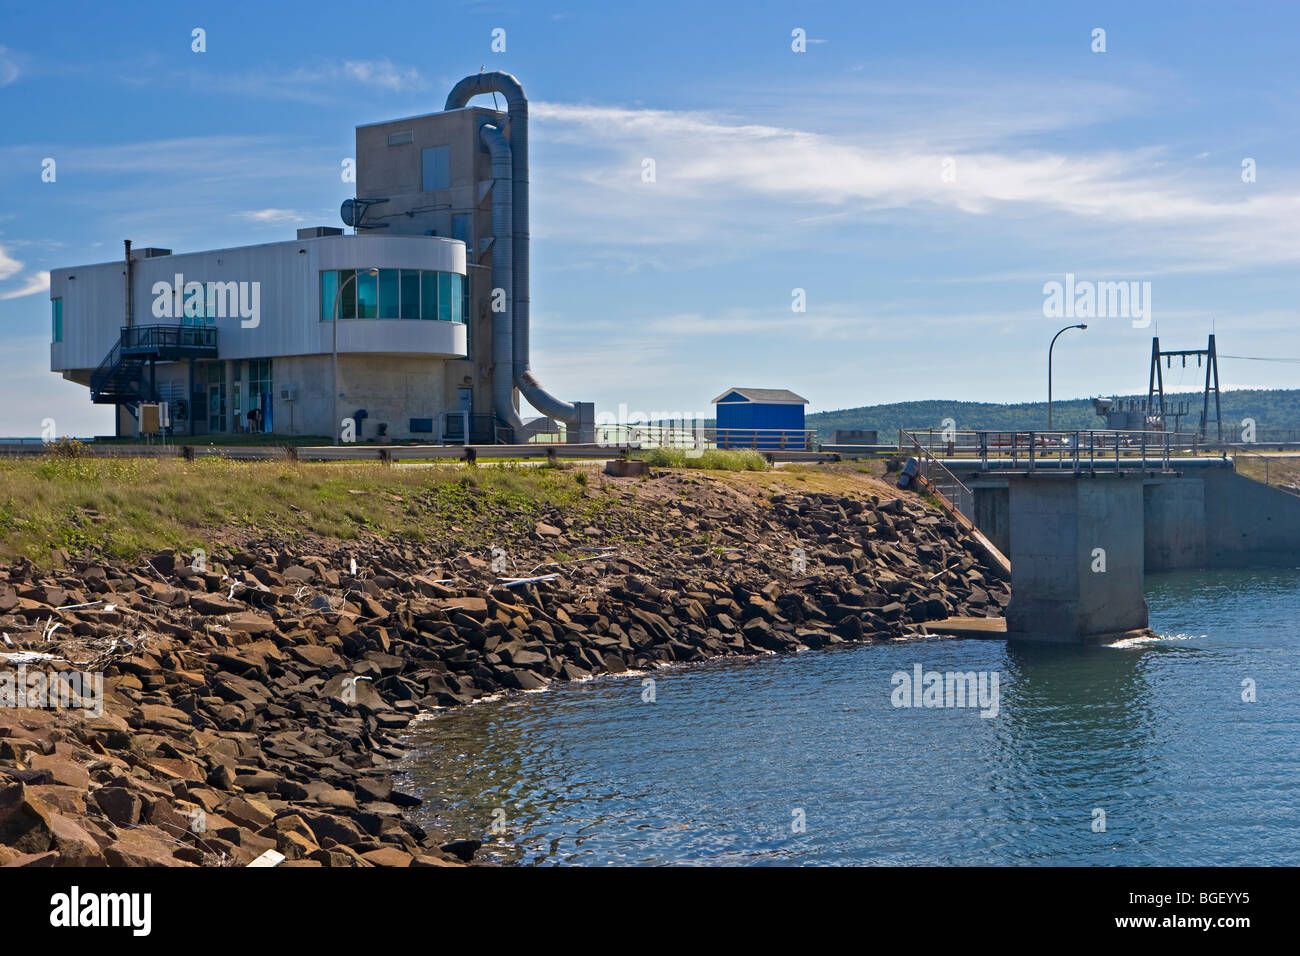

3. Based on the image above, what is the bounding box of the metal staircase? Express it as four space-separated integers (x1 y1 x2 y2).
90 325 218 404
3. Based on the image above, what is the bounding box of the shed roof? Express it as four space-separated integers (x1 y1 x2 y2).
711 387 808 405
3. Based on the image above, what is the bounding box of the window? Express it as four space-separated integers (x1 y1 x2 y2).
422 272 438 321
400 270 420 320
452 214 471 245
378 269 399 319
355 269 377 318
51 298 62 343
320 270 339 321
205 362 227 433
247 359 273 433
439 271 453 322
422 146 450 191
319 270 464 322
388 130 413 146
449 273 462 324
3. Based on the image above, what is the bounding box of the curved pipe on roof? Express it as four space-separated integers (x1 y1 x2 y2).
479 123 524 433
445 71 578 424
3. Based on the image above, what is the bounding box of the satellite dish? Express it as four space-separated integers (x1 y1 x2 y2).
340 197 390 229
340 198 360 228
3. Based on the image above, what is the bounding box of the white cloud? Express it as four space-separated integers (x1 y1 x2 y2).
0 244 21 281
239 208 304 224
339 57 423 92
0 47 19 87
529 100 1300 271
0 270 50 300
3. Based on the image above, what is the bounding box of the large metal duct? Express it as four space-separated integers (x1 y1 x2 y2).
445 71 578 423
478 123 524 433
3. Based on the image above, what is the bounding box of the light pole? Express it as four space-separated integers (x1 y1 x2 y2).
332 268 378 445
1048 323 1087 429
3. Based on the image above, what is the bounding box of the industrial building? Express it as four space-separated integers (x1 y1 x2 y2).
48 72 593 444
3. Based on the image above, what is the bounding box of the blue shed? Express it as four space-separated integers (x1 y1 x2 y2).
711 387 809 450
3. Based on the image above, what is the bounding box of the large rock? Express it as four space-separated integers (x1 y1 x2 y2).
0 783 54 854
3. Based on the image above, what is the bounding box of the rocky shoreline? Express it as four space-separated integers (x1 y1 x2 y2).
0 469 1008 866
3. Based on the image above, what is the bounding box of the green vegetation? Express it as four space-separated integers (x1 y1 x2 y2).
0 457 606 562
644 447 770 471
807 388 1300 441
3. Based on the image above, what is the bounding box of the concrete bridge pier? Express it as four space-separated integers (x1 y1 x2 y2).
1004 475 1149 643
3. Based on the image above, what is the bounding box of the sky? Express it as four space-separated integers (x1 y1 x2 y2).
3 0 1300 436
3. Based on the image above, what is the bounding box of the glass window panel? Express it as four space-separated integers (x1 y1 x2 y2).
356 270 377 318
320 270 338 321
421 146 450 191
52 299 62 342
341 271 357 319
400 270 420 319
449 273 462 324
378 269 399 319
422 272 438 320
439 271 453 322
452 214 470 243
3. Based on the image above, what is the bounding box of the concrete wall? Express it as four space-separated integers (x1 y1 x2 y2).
1143 478 1206 570
356 106 503 423
1203 469 1300 566
118 353 453 442
1005 476 1149 643
969 464 1300 573
973 485 1010 557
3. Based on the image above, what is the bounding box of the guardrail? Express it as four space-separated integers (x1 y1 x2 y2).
900 431 974 517
899 428 1209 474
120 324 218 353
1227 445 1300 495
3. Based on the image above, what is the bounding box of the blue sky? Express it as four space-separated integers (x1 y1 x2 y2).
3 0 1300 435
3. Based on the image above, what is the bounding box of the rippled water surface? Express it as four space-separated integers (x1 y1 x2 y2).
398 569 1300 865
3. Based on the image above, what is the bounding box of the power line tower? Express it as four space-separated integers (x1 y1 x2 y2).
1147 334 1222 440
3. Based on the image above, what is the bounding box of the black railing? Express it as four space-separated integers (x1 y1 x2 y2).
90 340 124 392
120 324 217 354
90 325 218 401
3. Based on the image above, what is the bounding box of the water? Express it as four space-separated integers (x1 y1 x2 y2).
398 568 1300 865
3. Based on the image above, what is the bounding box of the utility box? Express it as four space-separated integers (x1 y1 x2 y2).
140 403 168 435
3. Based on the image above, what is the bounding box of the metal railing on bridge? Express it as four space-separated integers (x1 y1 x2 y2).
899 428 1217 475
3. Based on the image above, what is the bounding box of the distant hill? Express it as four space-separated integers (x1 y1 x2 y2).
807 389 1300 441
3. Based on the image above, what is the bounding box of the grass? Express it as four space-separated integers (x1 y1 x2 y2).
643 448 770 471
0 456 608 562
1234 453 1300 489
0 450 903 564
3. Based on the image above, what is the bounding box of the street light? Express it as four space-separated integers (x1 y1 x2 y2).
332 268 378 445
1048 323 1087 429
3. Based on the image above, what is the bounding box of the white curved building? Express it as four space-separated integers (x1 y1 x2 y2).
49 75 593 444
